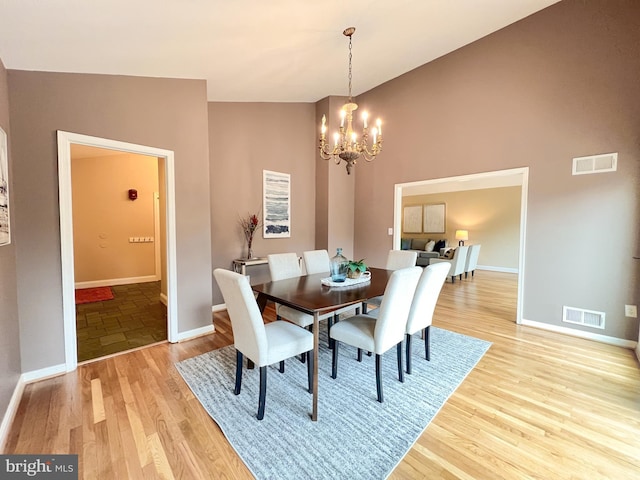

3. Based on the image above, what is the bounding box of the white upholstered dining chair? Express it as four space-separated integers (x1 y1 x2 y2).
268 252 349 355
430 245 469 283
363 249 418 313
404 262 450 373
329 266 422 403
302 248 360 312
302 249 332 275
464 244 481 278
213 268 313 420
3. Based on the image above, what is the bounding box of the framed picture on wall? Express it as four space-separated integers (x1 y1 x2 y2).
403 205 422 233
263 170 291 238
423 203 445 233
0 127 9 246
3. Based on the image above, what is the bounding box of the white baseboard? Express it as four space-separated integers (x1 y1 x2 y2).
176 324 215 342
477 265 518 274
21 363 68 383
521 318 638 350
0 377 25 452
75 275 159 289
212 303 226 313
1 363 68 451
160 293 168 306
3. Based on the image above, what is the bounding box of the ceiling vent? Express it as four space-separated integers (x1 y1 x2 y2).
562 306 605 329
572 152 617 175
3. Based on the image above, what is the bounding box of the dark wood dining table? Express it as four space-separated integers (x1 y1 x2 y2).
251 267 394 421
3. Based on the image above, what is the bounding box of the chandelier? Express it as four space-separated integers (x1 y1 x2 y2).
319 27 383 175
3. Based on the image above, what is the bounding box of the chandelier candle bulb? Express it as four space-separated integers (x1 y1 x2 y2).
362 111 368 128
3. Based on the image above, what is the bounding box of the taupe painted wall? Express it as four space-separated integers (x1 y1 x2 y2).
317 95 356 261
402 187 522 270
0 59 21 430
8 72 212 372
208 102 316 304
72 153 158 282
354 0 640 339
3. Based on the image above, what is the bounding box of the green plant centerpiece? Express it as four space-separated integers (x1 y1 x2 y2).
346 258 368 279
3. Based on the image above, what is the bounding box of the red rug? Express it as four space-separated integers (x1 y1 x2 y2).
75 286 114 304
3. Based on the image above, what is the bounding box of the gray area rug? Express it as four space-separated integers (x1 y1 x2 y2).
175 327 491 480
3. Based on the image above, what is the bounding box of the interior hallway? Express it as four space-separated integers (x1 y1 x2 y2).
75 281 167 362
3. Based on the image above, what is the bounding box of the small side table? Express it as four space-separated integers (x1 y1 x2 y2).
232 257 268 276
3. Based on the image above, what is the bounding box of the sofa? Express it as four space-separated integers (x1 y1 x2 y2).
400 237 449 266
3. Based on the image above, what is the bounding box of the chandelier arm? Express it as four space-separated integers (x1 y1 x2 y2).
360 151 375 163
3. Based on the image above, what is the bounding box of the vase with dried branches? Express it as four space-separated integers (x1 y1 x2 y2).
239 211 261 259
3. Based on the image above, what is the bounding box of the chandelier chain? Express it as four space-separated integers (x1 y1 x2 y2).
347 35 353 101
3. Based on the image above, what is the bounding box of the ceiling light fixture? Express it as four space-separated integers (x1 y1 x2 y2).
319 27 383 175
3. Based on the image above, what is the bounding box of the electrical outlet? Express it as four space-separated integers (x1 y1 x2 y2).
624 305 637 318
387 228 393 236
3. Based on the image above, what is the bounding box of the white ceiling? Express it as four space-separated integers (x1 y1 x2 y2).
0 0 559 102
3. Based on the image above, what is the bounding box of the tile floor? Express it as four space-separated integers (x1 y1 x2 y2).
75 281 167 362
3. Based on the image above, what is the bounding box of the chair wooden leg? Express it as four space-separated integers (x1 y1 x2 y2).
465 272 468 278
328 316 336 349
425 326 431 361
405 334 412 374
357 348 363 362
300 325 312 363
362 302 368 314
451 276 455 283
459 273 463 281
397 342 404 383
279 360 285 373
234 350 243 395
331 342 339 379
375 354 383 403
307 349 313 393
257 366 267 420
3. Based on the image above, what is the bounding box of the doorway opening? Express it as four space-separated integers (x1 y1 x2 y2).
57 131 178 372
393 167 528 324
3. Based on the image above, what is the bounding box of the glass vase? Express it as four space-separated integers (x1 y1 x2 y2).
330 248 348 282
247 238 253 259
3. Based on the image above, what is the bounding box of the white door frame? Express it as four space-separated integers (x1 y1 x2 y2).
57 131 179 372
393 167 528 324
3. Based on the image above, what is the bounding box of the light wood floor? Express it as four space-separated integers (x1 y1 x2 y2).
4 271 640 479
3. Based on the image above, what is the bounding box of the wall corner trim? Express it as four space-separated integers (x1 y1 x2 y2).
520 318 637 350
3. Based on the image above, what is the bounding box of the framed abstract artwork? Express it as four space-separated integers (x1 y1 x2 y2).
403 205 422 233
423 203 445 233
0 127 9 246
263 170 291 238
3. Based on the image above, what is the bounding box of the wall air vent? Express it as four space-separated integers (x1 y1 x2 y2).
562 306 605 329
572 152 617 175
